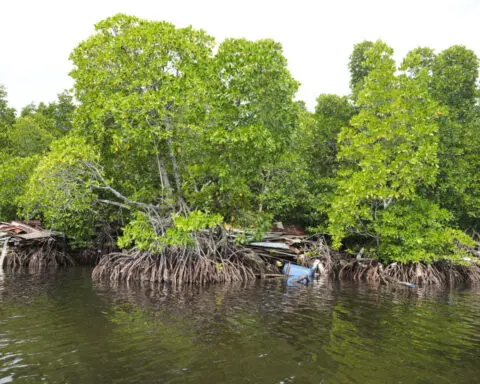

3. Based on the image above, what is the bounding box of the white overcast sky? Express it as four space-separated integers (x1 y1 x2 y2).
1 0 479 112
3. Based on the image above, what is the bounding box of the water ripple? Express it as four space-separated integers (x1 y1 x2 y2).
0 269 479 383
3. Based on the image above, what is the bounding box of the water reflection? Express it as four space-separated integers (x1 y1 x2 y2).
0 268 479 383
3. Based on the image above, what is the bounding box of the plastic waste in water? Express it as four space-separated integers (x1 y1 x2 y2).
282 260 320 285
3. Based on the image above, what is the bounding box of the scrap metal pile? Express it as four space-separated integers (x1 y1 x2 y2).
0 221 55 242
243 232 313 262
230 223 327 268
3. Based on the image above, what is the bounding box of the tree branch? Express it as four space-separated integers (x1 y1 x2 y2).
97 199 131 210
83 161 158 211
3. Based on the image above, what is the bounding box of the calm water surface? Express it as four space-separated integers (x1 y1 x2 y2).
0 268 479 383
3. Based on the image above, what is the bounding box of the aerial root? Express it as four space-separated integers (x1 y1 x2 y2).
331 258 480 286
3 238 74 272
91 233 480 287
92 237 277 285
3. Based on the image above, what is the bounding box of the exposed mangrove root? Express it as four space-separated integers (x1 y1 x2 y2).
328 257 480 287
307 237 335 275
3 238 75 273
92 236 278 285
72 238 118 266
0 238 9 273
90 226 480 287
0 221 73 273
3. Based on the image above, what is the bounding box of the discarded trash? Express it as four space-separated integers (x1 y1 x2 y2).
282 260 320 285
0 221 69 272
0 221 56 240
249 242 291 250
398 281 416 288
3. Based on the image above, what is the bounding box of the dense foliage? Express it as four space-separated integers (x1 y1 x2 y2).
1 14 479 264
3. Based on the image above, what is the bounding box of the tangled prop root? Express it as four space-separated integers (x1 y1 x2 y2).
3 239 75 273
92 238 277 285
308 237 336 276
333 258 480 286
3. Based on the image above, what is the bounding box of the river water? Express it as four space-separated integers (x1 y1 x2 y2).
0 268 479 383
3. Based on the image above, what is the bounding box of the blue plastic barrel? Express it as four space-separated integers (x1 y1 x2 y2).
282 261 319 284
282 263 314 278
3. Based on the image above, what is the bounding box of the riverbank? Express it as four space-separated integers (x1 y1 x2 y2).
2 223 479 287
319 250 480 287
90 234 480 288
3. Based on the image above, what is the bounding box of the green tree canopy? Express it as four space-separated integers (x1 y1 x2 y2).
431 46 480 229
431 45 479 117
65 14 299 247
348 40 374 101
188 38 299 222
70 13 215 212
0 85 16 156
329 41 473 262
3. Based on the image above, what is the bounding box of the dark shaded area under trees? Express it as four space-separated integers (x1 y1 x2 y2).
1 14 480 285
